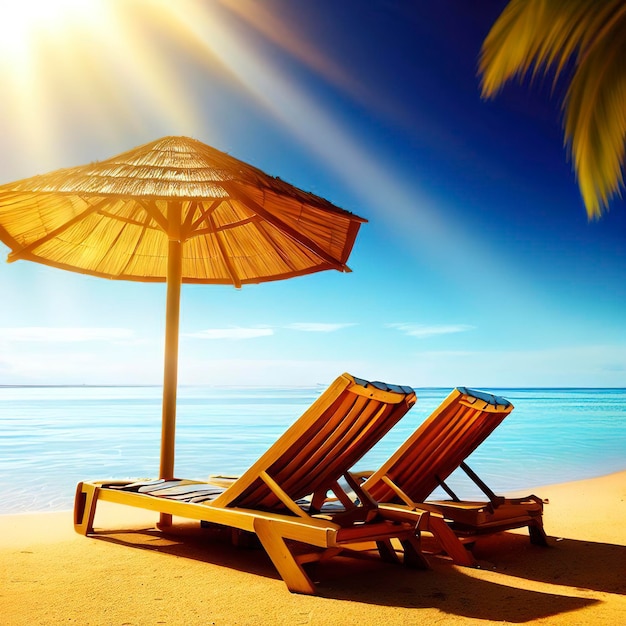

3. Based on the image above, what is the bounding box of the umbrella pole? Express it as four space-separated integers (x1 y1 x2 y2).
158 238 182 528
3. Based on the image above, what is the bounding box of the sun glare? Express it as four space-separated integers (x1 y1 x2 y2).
0 0 94 53
0 0 370 168
0 0 110 160
0 0 473 277
0 0 205 164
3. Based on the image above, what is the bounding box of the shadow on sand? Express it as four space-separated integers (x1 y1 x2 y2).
89 522 606 622
470 531 626 595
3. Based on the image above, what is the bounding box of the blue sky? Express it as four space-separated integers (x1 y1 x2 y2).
0 0 624 387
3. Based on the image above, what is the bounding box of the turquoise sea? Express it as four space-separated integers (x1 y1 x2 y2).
0 386 624 514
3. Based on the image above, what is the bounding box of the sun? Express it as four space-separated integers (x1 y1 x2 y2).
0 0 112 157
0 0 379 189
2 0 88 21
0 0 98 55
0 0 206 161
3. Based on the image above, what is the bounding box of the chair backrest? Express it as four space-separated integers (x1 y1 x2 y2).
211 373 416 513
362 388 513 504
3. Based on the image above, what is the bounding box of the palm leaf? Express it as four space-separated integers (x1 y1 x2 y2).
566 23 626 215
479 0 626 218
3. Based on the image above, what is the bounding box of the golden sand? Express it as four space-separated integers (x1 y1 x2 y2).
1 471 624 625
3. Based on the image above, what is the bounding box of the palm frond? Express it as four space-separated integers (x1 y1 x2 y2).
565 24 626 216
479 0 626 217
479 0 592 97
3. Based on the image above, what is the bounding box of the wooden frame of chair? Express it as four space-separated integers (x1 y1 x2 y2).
74 373 433 594
359 387 548 563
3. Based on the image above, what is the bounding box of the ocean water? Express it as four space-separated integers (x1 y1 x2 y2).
0 385 624 514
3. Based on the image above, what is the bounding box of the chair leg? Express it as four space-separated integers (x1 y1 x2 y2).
253 518 317 595
74 482 98 535
529 521 549 546
427 515 476 567
400 535 430 569
376 539 400 563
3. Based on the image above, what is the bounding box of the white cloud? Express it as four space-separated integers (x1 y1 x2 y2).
287 322 356 333
387 323 475 338
0 346 162 385
184 327 274 340
0 327 134 342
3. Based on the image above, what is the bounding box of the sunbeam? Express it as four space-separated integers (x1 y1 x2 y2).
0 0 208 162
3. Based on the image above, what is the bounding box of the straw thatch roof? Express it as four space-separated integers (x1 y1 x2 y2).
0 136 366 286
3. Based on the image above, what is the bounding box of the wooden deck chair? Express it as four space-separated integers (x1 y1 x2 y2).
75 373 439 594
359 388 548 564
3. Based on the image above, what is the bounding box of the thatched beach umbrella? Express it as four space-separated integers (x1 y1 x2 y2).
0 135 366 495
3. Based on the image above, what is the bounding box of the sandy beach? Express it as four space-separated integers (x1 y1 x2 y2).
1 471 624 625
